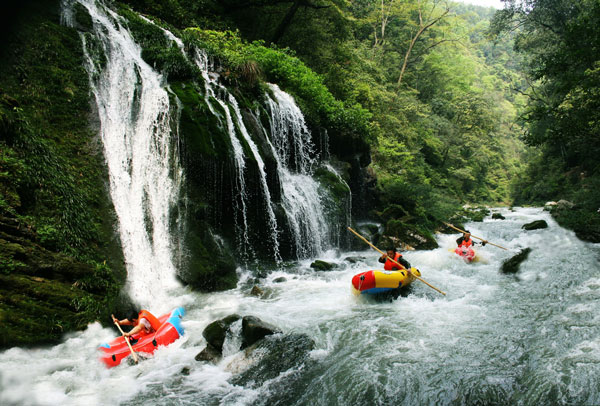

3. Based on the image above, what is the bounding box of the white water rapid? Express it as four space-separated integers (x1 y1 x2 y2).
66 0 181 310
3 208 600 405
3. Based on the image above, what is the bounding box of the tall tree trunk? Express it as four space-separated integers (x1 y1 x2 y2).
271 0 302 44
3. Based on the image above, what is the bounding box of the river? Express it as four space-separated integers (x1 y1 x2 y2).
1 207 600 405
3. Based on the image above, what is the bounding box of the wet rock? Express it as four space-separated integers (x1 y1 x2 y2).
241 316 281 349
202 314 241 352
544 201 558 211
350 223 381 250
463 207 490 222
250 285 263 296
491 213 505 220
310 260 337 271
272 277 287 283
501 248 532 274
344 256 365 264
181 366 191 375
231 333 315 387
522 220 548 231
556 200 575 210
195 343 222 363
381 221 438 250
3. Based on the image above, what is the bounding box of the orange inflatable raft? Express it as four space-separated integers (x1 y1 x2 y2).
99 307 184 368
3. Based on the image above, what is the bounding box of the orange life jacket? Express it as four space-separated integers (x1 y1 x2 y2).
384 252 404 270
138 310 162 332
459 238 473 248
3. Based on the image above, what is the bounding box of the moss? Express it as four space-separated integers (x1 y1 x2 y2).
170 81 233 158
0 0 125 348
314 166 350 200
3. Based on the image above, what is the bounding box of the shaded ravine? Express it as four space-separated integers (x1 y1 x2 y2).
1 208 599 405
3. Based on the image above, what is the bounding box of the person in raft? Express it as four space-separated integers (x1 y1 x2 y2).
456 231 487 248
112 310 161 337
379 247 411 271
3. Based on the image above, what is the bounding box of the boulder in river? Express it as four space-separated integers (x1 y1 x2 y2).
272 277 287 283
522 220 548 231
501 248 532 274
202 314 241 352
250 285 263 296
310 260 337 271
241 315 281 348
491 213 505 220
231 333 315 388
195 343 222 363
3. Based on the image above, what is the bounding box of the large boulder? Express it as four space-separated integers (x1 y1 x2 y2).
241 316 281 348
202 314 241 352
522 220 548 231
231 333 315 388
501 248 532 274
491 213 505 220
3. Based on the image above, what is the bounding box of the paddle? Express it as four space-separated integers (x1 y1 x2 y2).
443 222 508 250
347 227 446 296
111 314 139 364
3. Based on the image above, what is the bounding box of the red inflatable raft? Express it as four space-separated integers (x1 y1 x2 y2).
455 246 476 263
99 307 184 368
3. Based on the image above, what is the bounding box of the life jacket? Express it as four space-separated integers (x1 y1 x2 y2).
138 310 162 332
459 238 473 248
384 252 404 270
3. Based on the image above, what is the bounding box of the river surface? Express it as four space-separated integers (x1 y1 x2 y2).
1 207 600 405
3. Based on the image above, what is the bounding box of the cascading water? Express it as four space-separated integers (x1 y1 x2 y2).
265 84 331 258
194 50 281 263
66 0 181 309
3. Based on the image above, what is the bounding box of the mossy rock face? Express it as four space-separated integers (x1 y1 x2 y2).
522 220 548 231
383 220 438 250
0 2 125 348
501 248 532 274
202 314 241 352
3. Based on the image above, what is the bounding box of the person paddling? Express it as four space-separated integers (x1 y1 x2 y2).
456 231 487 248
112 309 161 338
379 247 411 270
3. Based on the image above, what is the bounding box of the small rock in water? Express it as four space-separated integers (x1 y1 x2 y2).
241 316 281 348
344 256 365 264
181 366 191 375
501 248 532 274
272 277 287 283
310 260 337 271
522 220 548 230
491 213 505 220
195 344 221 363
250 285 263 296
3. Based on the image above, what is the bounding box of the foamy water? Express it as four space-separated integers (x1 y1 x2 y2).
2 208 600 405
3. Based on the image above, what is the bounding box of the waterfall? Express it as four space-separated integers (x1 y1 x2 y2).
194 50 281 263
66 0 181 309
265 84 331 258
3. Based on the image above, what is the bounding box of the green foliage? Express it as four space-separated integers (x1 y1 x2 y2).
183 28 374 140
493 0 600 240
